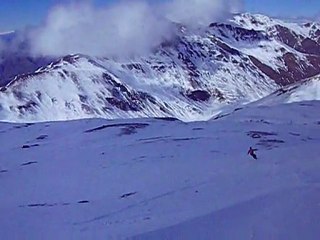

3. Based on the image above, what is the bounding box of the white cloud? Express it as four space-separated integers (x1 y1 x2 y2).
30 1 173 58
28 0 243 58
165 0 242 26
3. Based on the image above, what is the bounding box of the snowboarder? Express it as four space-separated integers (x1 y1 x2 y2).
248 147 258 160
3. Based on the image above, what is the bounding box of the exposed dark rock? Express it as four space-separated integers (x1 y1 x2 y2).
21 161 38 166
17 101 38 114
36 135 48 140
210 23 267 42
247 131 278 139
186 90 211 102
154 117 179 121
120 192 137 199
22 144 39 149
105 97 141 112
85 123 149 133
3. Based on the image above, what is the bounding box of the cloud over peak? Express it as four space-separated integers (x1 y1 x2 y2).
30 1 174 58
5 0 244 58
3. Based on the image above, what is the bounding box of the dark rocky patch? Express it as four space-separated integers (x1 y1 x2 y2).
14 123 34 129
260 139 285 143
21 161 38 166
17 101 38 114
27 203 49 207
186 90 211 102
299 103 314 107
213 113 231 120
139 136 170 142
274 25 300 49
105 97 141 112
36 135 48 140
79 94 88 103
26 203 58 207
154 117 179 122
120 192 137 199
210 23 266 42
85 123 149 133
256 138 285 149
289 132 300 136
22 202 68 208
124 63 145 73
172 137 202 142
247 131 277 139
118 126 139 136
275 25 320 56
214 38 241 56
249 54 320 85
22 144 40 149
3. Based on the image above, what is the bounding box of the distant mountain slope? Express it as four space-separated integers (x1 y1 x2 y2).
255 74 320 105
0 13 319 122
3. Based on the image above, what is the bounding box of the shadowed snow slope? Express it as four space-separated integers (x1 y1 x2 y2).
135 187 320 240
0 101 319 239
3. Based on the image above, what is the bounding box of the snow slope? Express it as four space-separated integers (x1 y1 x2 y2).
255 74 320 105
1 101 319 239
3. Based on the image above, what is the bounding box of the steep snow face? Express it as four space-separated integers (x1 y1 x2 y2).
256 75 320 105
0 101 320 239
0 13 319 123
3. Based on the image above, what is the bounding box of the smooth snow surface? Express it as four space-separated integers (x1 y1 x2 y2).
1 101 320 240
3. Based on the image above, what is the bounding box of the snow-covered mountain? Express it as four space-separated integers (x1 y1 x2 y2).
256 74 320 105
1 100 319 239
0 13 319 122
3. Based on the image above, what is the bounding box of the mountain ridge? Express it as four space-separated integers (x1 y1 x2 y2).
0 13 319 122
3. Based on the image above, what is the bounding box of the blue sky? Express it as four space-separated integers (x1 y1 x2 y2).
0 0 319 32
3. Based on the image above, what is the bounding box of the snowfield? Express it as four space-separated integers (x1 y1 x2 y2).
1 101 319 240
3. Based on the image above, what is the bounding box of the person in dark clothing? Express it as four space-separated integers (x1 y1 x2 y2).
248 147 258 160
